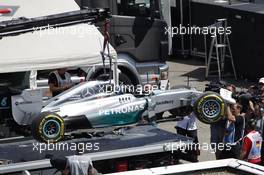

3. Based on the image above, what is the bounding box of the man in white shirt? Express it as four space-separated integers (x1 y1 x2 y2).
50 155 98 175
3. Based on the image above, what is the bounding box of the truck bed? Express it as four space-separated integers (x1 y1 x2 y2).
0 125 192 164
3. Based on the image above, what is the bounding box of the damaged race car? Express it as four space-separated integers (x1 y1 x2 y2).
30 80 227 143
0 5 227 143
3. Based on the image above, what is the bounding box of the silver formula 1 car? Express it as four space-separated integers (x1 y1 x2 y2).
30 81 227 143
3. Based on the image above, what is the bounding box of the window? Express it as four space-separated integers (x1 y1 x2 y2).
0 72 30 89
117 0 152 17
51 82 113 106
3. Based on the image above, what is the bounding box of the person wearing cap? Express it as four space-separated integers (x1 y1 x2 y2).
259 78 264 91
240 119 262 164
248 77 264 96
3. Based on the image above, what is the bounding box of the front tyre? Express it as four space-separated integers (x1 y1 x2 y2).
193 92 226 124
31 112 65 143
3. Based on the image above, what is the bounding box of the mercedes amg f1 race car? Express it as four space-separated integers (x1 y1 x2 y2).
0 2 226 143
29 80 227 143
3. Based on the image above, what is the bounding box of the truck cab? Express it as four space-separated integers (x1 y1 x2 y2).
77 0 169 86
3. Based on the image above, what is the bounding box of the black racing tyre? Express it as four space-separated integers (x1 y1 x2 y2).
31 112 65 143
193 92 226 124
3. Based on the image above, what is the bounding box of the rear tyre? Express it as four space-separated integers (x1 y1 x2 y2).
31 112 65 143
193 92 226 124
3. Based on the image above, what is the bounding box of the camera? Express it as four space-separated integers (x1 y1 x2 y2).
205 80 227 93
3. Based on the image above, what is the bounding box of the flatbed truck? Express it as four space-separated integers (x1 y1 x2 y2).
0 125 193 174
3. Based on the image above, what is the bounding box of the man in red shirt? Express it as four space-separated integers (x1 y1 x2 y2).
241 119 262 164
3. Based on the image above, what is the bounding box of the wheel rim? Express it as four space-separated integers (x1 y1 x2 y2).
42 119 61 139
201 100 221 119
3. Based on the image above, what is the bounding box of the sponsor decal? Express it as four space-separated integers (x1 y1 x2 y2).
156 100 173 106
99 104 145 116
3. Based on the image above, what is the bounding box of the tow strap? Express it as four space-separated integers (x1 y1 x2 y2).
101 19 112 81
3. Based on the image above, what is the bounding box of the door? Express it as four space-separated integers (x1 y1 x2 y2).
112 0 168 62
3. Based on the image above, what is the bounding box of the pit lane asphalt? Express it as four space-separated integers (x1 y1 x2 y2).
158 58 254 162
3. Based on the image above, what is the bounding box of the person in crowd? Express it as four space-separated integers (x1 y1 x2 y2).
48 68 73 97
208 80 264 161
237 92 262 124
240 119 262 164
259 78 264 93
210 88 236 159
238 94 252 115
226 84 237 97
210 117 226 159
175 109 200 162
248 77 264 96
249 92 264 120
220 103 245 159
50 155 98 175
232 104 245 144
244 78 264 120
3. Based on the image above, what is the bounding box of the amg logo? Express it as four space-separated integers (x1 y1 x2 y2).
157 100 173 105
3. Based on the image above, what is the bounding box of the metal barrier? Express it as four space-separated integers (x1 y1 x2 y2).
105 159 264 175
0 142 185 174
